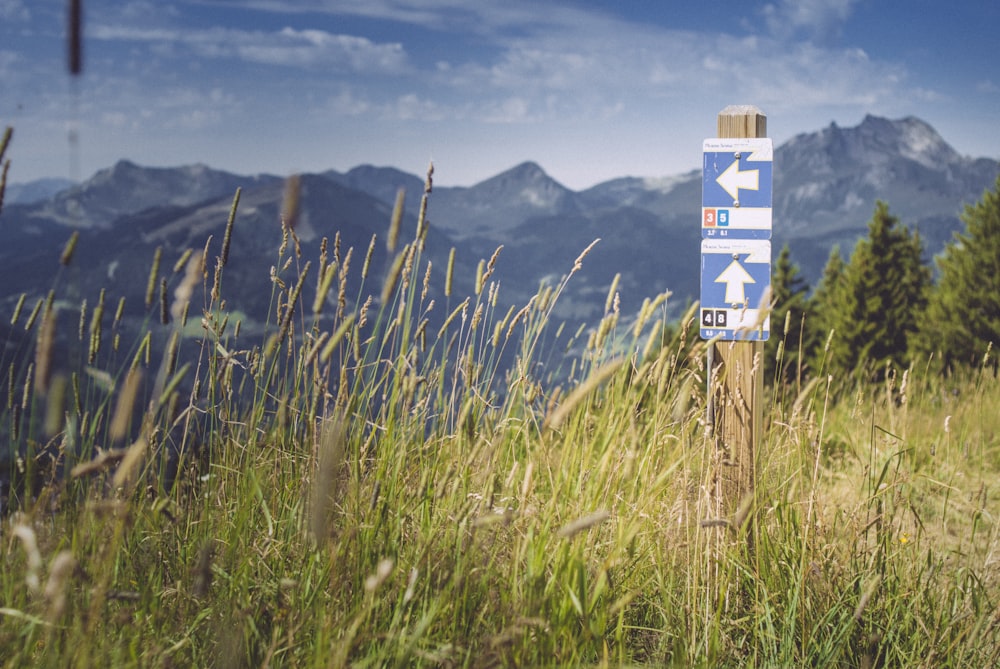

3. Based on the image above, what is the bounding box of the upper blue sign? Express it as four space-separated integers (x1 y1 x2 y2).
702 138 773 240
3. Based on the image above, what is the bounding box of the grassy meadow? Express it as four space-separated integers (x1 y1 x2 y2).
2 170 1000 668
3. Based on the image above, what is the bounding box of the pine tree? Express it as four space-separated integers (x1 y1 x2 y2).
804 245 845 374
766 244 809 382
916 175 1000 371
821 202 931 380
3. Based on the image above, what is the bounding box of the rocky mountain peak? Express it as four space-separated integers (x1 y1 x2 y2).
783 115 963 172
27 161 275 229
855 114 960 168
469 161 569 203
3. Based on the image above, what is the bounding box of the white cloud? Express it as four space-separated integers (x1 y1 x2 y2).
9 0 974 187
0 0 29 21
387 93 448 121
424 17 916 127
224 0 557 37
483 96 532 123
977 80 1000 94
761 0 860 42
90 24 408 73
121 1 179 19
0 50 20 76
326 89 372 116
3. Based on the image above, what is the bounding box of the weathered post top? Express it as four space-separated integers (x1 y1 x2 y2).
717 105 766 140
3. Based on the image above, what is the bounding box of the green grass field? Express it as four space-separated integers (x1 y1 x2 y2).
2 177 999 667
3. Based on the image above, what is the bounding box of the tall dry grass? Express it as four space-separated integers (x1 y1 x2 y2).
0 160 998 667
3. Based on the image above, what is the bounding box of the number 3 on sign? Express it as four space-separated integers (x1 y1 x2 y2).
703 208 730 227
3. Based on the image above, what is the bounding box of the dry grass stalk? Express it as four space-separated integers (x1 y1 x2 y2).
164 330 180 378
387 188 405 252
0 163 7 215
0 127 9 214
112 436 148 490
145 247 162 308
319 314 355 364
303 331 329 367
220 188 241 266
421 260 432 301
437 298 469 339
9 293 25 326
0 125 11 163
381 247 407 306
34 302 56 396
506 297 536 342
557 510 610 539
572 238 601 273
172 248 194 274
475 260 485 296
400 243 416 294
362 233 376 279
171 250 202 323
445 247 456 298
109 368 142 442
853 576 881 621
469 303 484 333
88 289 105 364
312 262 337 315
78 298 87 340
70 447 129 478
483 245 503 288
159 277 169 324
358 295 372 328
492 305 516 348
605 273 621 315
308 419 347 543
192 540 216 598
67 0 83 75
200 235 212 277
543 357 624 430
59 230 80 266
43 375 67 436
316 235 330 293
130 331 152 371
281 175 300 230
12 522 43 593
113 295 126 326
337 247 352 318
23 297 43 331
415 162 433 244
45 551 78 620
268 261 310 358
365 558 395 592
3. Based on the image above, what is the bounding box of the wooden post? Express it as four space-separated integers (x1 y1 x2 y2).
710 105 766 550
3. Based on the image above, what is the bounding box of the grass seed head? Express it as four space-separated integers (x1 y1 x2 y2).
387 188 405 252
557 510 610 539
45 551 78 620
60 231 80 266
145 246 162 308
13 522 43 593
281 175 301 229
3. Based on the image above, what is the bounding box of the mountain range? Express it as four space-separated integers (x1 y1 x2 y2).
2 115 998 339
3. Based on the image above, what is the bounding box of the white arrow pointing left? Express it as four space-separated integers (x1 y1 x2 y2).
716 159 759 201
715 257 755 305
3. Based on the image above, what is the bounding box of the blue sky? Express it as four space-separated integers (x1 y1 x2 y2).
2 0 998 189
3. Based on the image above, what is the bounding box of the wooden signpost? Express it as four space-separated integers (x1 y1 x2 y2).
703 106 770 553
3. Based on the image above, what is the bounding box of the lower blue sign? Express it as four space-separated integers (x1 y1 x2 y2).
700 239 770 341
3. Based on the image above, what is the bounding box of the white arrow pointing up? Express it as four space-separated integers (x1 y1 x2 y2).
716 159 759 201
715 257 755 305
